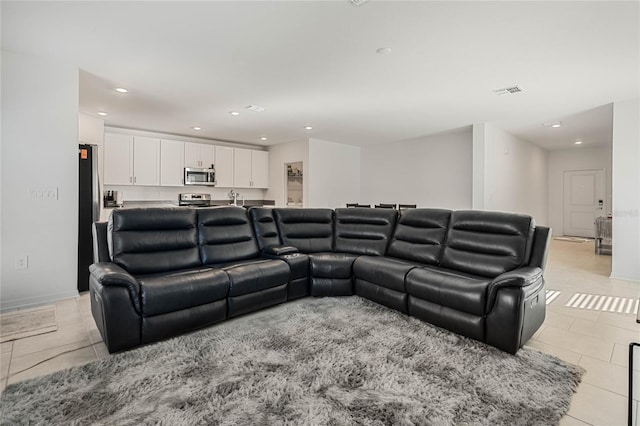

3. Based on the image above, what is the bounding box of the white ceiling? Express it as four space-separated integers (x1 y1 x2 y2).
2 1 638 149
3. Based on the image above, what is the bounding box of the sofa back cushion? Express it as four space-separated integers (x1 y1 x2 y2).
248 207 281 250
108 207 200 275
334 208 398 256
440 210 535 278
273 208 334 253
198 207 260 264
386 208 452 265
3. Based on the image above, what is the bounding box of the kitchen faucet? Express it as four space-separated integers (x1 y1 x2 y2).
228 189 241 206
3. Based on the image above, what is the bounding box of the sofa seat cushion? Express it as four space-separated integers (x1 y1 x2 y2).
353 256 418 292
223 259 289 297
138 268 229 317
309 253 359 278
405 266 491 316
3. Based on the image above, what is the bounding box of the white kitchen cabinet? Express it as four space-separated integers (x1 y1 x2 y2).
215 146 234 187
132 136 160 186
233 148 253 188
184 142 215 169
104 133 160 186
233 148 269 189
104 133 133 185
251 150 269 188
160 140 184 186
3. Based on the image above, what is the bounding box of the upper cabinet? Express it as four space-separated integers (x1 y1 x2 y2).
233 148 252 188
215 146 234 188
104 133 133 185
160 140 184 186
233 148 269 188
184 142 215 169
251 150 269 188
104 131 269 189
132 136 160 186
104 133 160 186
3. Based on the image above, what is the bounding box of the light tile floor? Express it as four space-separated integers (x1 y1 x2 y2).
0 240 638 425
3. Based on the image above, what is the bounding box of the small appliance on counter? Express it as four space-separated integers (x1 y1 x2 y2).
103 190 122 207
178 193 212 207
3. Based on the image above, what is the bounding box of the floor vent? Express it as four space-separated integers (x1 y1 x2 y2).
546 290 561 305
565 293 639 314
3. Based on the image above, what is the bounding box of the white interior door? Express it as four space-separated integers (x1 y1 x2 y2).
563 169 605 237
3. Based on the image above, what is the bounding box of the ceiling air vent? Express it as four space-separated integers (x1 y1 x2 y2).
350 0 368 5
493 85 524 96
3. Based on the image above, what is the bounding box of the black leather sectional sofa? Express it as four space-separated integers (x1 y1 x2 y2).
89 206 551 355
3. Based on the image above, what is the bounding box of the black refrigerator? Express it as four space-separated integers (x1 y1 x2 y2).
78 144 100 292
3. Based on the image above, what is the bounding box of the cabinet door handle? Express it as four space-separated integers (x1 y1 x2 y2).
134 177 137 184
130 177 132 183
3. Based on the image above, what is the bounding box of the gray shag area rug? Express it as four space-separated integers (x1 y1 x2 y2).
0 297 583 425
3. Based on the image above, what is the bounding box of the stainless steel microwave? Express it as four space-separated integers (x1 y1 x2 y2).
184 167 216 186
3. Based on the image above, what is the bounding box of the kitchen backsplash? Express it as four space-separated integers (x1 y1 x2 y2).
104 185 266 203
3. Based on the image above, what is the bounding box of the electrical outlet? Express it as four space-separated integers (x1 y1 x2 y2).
14 256 28 270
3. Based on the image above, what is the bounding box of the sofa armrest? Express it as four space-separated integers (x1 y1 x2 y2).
261 245 299 256
486 266 544 311
89 262 141 314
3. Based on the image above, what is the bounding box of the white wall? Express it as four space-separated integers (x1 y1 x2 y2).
475 124 548 225
611 98 640 282
472 124 486 210
79 113 105 146
360 129 473 209
308 139 360 208
1 50 80 310
547 146 612 236
265 140 309 207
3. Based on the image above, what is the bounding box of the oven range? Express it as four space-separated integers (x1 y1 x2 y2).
178 193 211 207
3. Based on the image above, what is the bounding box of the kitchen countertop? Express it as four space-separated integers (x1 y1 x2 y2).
104 200 275 209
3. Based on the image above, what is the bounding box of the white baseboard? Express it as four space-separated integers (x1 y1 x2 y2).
609 272 640 283
0 290 80 313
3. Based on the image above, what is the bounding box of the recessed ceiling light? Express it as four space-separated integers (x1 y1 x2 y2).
260 137 268 141
230 111 240 116
574 140 583 145
192 126 201 131
376 47 392 55
304 126 313 130
543 121 563 128
97 112 108 116
114 87 128 93
246 105 265 112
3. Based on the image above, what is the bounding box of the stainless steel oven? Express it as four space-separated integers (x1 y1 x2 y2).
178 193 212 207
184 167 216 186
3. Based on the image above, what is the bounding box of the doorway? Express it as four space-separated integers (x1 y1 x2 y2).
285 162 303 207
562 169 606 238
